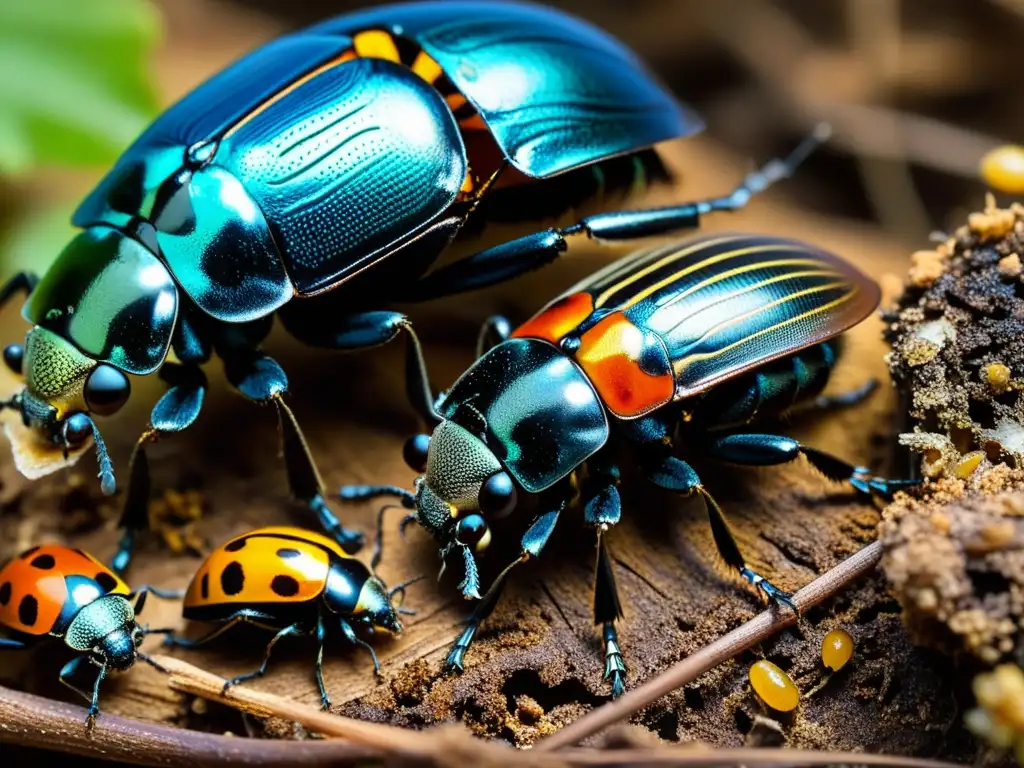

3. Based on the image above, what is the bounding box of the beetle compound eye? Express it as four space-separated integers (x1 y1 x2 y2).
455 514 490 552
3 344 24 374
402 433 431 472
84 365 130 416
478 472 517 519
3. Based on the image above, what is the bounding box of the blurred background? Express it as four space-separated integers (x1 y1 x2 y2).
1 0 1020 284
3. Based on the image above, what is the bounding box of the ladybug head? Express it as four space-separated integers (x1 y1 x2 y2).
65 594 139 671
352 576 402 634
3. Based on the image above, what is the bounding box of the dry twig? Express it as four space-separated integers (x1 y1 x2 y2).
537 541 884 751
0 670 965 768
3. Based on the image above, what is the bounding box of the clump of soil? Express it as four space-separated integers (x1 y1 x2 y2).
885 196 1024 471
882 197 1024 667
879 466 1024 664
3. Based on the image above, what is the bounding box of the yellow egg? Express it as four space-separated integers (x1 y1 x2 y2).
748 660 799 712
980 145 1024 195
821 628 854 671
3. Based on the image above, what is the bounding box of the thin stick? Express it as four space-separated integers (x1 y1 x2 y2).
153 653 442 758
537 540 884 751
0 683 377 767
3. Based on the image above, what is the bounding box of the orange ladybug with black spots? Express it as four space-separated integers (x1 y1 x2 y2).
0 544 172 728
170 526 409 709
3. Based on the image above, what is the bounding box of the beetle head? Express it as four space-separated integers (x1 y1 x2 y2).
351 575 402 634
410 418 518 599
3 326 125 495
1 225 177 494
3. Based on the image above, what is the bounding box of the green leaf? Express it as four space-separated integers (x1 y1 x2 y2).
0 201 77 276
0 0 161 175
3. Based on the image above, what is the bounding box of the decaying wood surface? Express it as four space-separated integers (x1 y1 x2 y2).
0 0 985 761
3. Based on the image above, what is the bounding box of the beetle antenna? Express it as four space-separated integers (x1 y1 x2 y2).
85 417 116 495
387 574 426 603
138 652 169 674
399 512 418 540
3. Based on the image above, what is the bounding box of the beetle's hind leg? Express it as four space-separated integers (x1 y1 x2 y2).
706 433 919 499
112 364 208 575
645 453 796 610
401 127 830 299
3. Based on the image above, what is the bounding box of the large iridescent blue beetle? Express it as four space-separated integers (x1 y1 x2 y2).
342 232 918 697
0 1 823 574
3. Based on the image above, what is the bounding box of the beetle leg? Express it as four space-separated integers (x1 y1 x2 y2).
0 637 30 650
475 315 512 358
220 348 366 553
279 310 442 429
445 498 566 672
582 456 628 697
314 611 330 709
59 655 108 729
163 609 278 648
808 379 878 411
0 271 39 308
595 533 626 698
222 622 305 696
338 617 381 676
112 364 208 576
403 128 829 299
645 454 797 611
706 433 920 499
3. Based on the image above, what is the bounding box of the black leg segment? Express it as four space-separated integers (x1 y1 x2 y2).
594 534 626 698
708 433 919 498
223 348 365 553
112 364 207 576
222 623 304 695
445 497 566 671
645 454 796 610
0 271 39 308
476 315 512 359
405 127 830 298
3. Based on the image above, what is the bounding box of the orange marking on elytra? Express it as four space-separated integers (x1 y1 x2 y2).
575 312 674 418
512 292 594 344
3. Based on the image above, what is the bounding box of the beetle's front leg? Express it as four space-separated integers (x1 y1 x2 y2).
220 348 365 553
445 497 564 673
112 364 207 575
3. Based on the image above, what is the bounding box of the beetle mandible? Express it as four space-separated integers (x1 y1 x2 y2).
342 232 917 697
0 1 824 574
